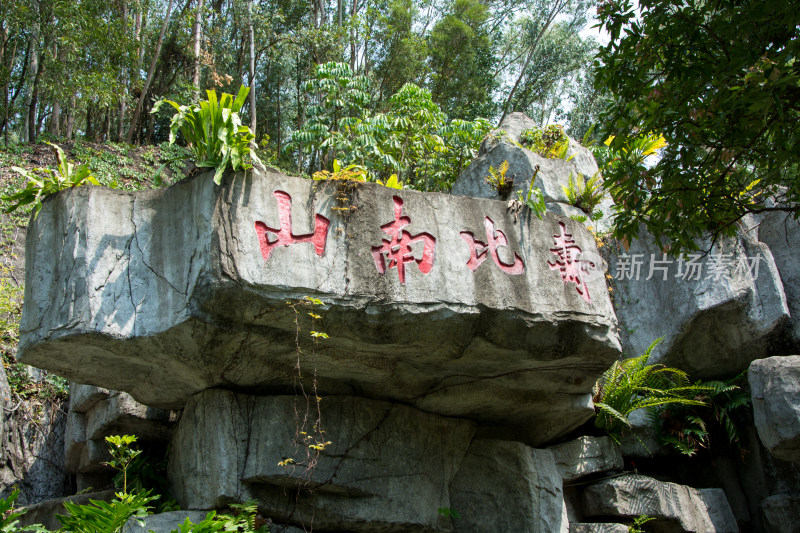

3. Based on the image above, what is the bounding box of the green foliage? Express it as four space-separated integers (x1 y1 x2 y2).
104 435 142 494
520 125 569 159
629 515 655 533
593 339 711 444
4 143 100 218
656 373 751 458
485 160 512 193
57 491 157 533
287 63 490 191
437 507 461 520
516 165 546 219
0 487 48 533
153 86 261 185
564 171 604 218
595 0 800 252
170 502 269 533
312 159 367 182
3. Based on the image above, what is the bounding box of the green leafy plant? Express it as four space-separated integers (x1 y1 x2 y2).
485 160 513 193
629 514 655 533
57 491 157 533
516 165 546 219
377 173 404 189
153 86 261 185
437 507 461 520
564 171 604 219
170 502 269 533
520 125 569 159
656 372 751 458
58 435 157 533
104 435 142 494
593 339 711 443
0 487 48 533
3 143 100 218
312 159 367 182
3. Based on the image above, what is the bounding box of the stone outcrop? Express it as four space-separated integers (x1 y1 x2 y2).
549 435 623 481
449 439 569 533
582 474 737 533
569 525 629 533
19 169 620 445
169 389 475 531
64 383 178 490
748 356 800 463
606 231 789 377
758 212 800 346
451 112 614 232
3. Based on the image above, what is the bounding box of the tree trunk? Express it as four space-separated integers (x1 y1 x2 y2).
66 96 75 140
118 0 129 141
103 106 111 141
247 0 256 133
192 0 205 97
126 0 174 144
22 27 39 143
86 102 94 140
498 3 564 124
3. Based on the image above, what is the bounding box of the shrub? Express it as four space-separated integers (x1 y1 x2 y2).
153 86 262 185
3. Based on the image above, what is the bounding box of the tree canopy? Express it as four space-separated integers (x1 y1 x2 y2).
595 0 800 251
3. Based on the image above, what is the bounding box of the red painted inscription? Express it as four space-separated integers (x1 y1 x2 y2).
372 196 436 284
548 221 591 303
255 190 330 262
460 217 525 274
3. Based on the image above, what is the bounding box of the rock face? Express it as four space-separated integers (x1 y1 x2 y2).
451 112 614 232
169 389 475 531
758 212 800 347
19 169 620 445
549 435 623 481
449 439 569 533
606 231 789 377
64 383 177 490
582 474 737 533
749 356 800 463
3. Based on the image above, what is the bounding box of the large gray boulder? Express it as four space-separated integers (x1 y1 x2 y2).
759 212 800 347
452 112 614 232
19 169 620 445
449 439 569 533
606 230 789 377
169 389 475 531
549 435 623 481
749 356 800 463
760 493 800 533
583 474 737 533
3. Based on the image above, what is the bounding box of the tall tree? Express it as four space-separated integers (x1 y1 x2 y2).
126 0 174 144
595 0 800 251
428 0 496 119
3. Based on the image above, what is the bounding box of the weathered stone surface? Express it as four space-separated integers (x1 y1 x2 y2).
123 511 210 533
619 408 668 458
83 391 176 441
0 387 70 504
549 435 623 481
569 524 629 533
607 229 789 378
169 389 475 531
64 411 86 471
19 169 619 444
452 113 613 232
583 474 737 533
758 212 800 347
760 493 800 533
18 490 115 530
749 356 800 463
449 439 569 533
70 382 110 413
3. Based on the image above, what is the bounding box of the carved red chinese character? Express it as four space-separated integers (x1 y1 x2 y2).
548 221 591 303
460 217 525 274
372 196 436 284
254 190 330 262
